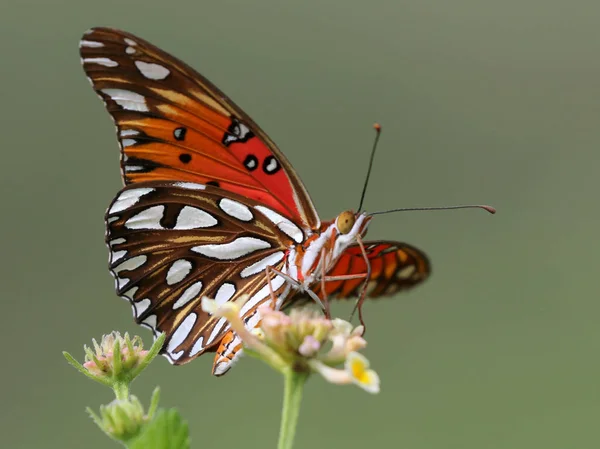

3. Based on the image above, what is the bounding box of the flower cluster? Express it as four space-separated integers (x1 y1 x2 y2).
202 297 380 393
82 332 148 377
63 332 165 442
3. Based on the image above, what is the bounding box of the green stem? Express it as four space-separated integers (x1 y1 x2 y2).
113 381 129 400
278 370 308 449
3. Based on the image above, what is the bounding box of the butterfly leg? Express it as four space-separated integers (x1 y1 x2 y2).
263 265 325 310
320 248 333 319
350 235 372 332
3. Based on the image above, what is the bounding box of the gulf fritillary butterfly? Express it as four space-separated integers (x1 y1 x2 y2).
80 27 432 376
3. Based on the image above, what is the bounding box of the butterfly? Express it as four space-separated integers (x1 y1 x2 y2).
80 27 431 376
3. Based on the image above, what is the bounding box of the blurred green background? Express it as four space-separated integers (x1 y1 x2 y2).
2 0 599 447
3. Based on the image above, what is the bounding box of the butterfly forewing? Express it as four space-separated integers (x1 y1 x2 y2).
105 181 294 364
81 27 319 230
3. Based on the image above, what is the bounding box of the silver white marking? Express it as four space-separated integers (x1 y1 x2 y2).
239 275 285 316
240 251 284 278
101 88 149 112
110 238 126 245
190 336 205 357
80 40 104 48
287 247 298 282
123 287 139 300
166 260 192 286
244 309 262 329
126 46 135 55
173 182 206 190
255 206 303 243
117 278 129 290
215 283 236 305
119 129 139 137
133 299 151 317
206 318 229 345
125 165 145 172
114 255 147 273
167 313 197 360
191 237 270 260
173 281 203 309
141 314 157 332
264 158 279 173
175 206 217 229
135 61 170 80
122 138 136 147
111 250 127 264
219 198 253 221
397 265 416 279
124 38 137 46
213 334 243 375
83 57 118 67
124 205 165 230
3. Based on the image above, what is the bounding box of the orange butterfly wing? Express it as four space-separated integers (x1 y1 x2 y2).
312 241 431 300
80 27 319 230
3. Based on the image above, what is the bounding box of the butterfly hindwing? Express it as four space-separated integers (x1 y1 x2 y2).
105 181 296 364
311 241 431 300
81 27 319 230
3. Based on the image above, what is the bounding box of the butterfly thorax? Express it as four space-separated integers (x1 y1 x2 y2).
288 212 371 288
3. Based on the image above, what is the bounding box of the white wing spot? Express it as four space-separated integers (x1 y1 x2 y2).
215 283 236 305
125 165 145 172
124 205 165 230
167 313 197 360
109 188 154 214
111 250 127 264
122 287 139 300
124 38 137 46
219 198 253 221
141 314 157 332
133 298 151 317
206 318 229 345
119 129 139 137
240 275 285 316
173 182 206 190
121 138 136 148
126 46 135 54
80 40 104 48
135 61 170 80
166 260 192 286
173 281 203 309
191 237 270 260
114 255 147 273
83 57 118 67
190 336 205 357
240 251 284 278
175 206 217 229
255 206 304 243
101 88 149 112
397 265 416 279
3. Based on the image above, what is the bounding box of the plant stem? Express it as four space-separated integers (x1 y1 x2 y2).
278 370 308 449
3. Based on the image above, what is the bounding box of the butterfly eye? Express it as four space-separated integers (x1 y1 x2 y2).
336 210 356 235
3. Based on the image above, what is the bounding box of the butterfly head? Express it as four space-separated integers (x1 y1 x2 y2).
331 210 372 260
335 210 370 237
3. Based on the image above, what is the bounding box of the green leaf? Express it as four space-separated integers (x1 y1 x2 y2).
127 409 189 449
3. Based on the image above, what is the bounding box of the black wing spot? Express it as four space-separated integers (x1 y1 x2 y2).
206 181 220 187
222 119 254 146
263 155 281 175
179 153 192 164
174 127 187 141
243 154 258 171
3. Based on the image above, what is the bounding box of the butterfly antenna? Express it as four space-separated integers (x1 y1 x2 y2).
369 204 496 216
357 123 382 212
